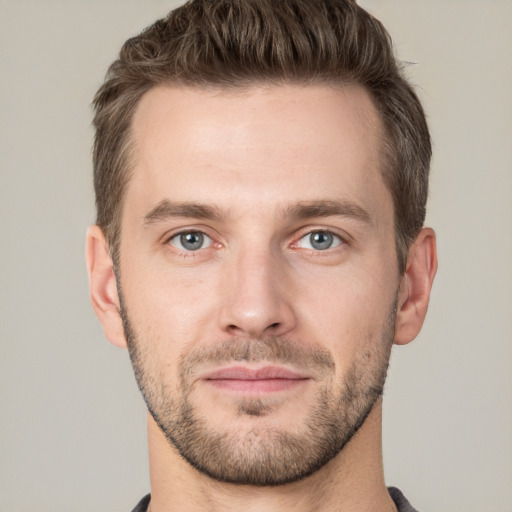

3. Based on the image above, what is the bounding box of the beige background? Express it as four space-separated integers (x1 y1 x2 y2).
1 1 511 511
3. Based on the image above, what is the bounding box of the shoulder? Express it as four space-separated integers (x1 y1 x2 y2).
131 494 151 512
388 487 421 512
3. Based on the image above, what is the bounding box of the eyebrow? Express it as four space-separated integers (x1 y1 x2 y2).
143 199 224 225
284 200 372 225
142 198 372 226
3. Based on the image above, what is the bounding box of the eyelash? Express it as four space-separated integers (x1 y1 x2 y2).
167 230 214 254
292 230 345 253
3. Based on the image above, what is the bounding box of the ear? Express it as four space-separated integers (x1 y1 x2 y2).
394 227 438 345
85 225 127 349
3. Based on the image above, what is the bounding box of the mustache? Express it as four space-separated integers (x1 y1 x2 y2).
180 336 335 376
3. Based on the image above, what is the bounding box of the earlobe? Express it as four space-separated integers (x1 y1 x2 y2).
394 227 438 345
85 225 127 349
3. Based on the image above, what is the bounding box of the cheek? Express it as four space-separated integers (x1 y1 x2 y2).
295 264 397 365
120 257 221 345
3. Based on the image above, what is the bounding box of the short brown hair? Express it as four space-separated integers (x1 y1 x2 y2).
92 0 431 272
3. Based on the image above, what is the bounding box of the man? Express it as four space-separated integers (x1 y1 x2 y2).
86 0 437 510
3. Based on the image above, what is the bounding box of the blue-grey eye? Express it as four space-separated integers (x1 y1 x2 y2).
169 231 212 251
297 231 342 251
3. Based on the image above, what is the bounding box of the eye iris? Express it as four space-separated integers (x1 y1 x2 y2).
180 232 204 250
310 231 333 250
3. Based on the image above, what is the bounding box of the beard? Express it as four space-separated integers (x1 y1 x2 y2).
119 291 396 487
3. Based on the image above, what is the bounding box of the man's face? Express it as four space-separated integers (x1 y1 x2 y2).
117 84 401 485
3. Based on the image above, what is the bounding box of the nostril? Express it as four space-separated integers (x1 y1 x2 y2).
226 322 280 335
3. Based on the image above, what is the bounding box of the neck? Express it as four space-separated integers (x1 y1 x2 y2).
146 399 396 512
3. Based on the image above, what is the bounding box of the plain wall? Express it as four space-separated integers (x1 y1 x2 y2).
1 1 511 510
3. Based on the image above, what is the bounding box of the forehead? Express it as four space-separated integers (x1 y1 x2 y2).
126 83 389 220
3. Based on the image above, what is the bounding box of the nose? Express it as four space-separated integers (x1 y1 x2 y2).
218 247 297 338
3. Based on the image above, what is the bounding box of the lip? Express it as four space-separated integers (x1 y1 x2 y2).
201 365 310 394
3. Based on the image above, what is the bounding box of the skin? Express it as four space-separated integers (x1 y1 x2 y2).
87 84 437 512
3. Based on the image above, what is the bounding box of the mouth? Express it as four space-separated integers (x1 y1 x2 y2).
201 365 311 394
